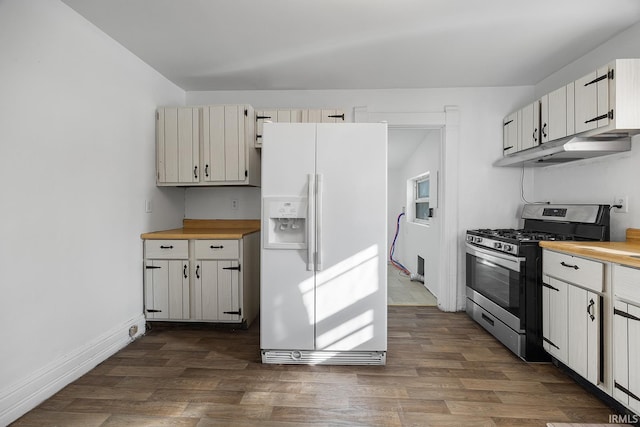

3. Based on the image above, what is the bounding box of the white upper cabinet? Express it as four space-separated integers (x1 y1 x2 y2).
541 83 574 143
157 107 200 184
502 111 519 155
254 108 345 148
520 101 539 151
157 104 260 187
501 58 640 159
575 66 611 134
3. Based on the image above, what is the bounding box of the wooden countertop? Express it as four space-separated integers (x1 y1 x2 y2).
141 219 260 240
539 228 640 268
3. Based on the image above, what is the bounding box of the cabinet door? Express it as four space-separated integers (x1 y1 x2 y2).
543 278 568 362
567 286 600 384
144 260 190 320
502 112 518 155
629 304 640 412
157 107 199 184
575 66 610 134
520 102 539 151
614 301 640 412
202 105 247 183
194 260 241 321
541 85 569 143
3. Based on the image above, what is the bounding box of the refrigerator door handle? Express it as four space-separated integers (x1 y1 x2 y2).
307 174 315 271
316 173 323 271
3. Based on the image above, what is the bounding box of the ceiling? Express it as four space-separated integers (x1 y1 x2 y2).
61 0 640 91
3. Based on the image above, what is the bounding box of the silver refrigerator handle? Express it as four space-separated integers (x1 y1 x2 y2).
316 173 323 271
307 174 315 271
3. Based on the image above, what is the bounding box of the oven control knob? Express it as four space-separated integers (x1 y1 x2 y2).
503 244 513 252
466 235 474 242
476 237 483 243
494 242 502 249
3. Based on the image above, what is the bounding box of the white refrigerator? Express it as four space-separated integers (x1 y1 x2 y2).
260 122 387 365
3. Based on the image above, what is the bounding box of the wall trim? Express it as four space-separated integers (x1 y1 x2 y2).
354 106 460 312
0 314 146 426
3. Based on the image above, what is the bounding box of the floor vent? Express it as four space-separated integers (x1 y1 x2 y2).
261 350 386 365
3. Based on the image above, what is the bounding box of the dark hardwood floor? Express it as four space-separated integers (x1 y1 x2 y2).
12 307 617 426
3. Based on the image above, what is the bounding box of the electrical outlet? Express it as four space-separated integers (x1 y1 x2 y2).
129 325 138 337
231 199 239 210
145 199 152 213
613 195 629 213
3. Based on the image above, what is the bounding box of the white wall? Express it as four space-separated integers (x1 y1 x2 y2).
532 21 640 240
0 1 185 422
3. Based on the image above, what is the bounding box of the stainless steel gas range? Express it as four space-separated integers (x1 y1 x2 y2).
465 204 610 362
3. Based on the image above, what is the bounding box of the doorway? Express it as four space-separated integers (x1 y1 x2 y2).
354 106 460 312
387 128 440 306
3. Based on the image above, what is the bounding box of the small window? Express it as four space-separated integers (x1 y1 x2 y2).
410 173 431 225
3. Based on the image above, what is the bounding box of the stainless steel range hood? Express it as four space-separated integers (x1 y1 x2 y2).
494 135 631 167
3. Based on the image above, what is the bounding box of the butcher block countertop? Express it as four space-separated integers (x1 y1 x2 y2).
141 219 260 240
539 228 640 268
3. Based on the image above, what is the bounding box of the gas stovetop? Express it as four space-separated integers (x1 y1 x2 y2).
466 228 575 256
466 203 611 257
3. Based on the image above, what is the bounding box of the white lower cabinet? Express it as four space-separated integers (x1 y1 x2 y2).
542 249 604 387
143 233 259 327
194 260 241 322
542 277 568 362
145 259 190 320
613 264 640 413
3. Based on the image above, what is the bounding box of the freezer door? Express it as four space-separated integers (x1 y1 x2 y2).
314 123 388 352
260 123 317 350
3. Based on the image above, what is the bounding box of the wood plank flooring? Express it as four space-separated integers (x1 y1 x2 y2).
12 307 620 426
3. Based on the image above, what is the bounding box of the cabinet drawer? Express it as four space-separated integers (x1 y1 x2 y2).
614 264 640 304
543 250 603 292
145 240 188 259
195 239 239 259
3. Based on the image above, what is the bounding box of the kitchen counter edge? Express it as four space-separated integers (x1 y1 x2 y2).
539 228 640 269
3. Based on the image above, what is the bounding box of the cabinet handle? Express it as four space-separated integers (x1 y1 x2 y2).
584 110 613 124
542 282 559 291
223 265 241 272
256 115 271 120
543 337 560 350
210 245 224 249
183 264 188 279
614 308 640 322
160 245 174 249
145 265 161 269
223 308 242 316
533 128 538 142
205 164 209 177
542 123 547 138
194 165 198 179
503 146 514 151
503 120 513 127
327 113 345 121
146 309 161 313
196 265 200 279
614 381 640 402
587 298 595 321
560 261 579 270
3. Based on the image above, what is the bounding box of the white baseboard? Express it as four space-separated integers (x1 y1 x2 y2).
0 314 146 426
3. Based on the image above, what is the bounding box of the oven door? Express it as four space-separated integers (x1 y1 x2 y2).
466 243 526 332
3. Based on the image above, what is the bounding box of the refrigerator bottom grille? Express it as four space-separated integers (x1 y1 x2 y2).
261 350 386 365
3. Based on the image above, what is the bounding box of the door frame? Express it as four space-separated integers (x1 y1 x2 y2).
354 106 460 312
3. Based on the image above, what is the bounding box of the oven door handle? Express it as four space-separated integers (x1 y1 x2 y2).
466 243 525 272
